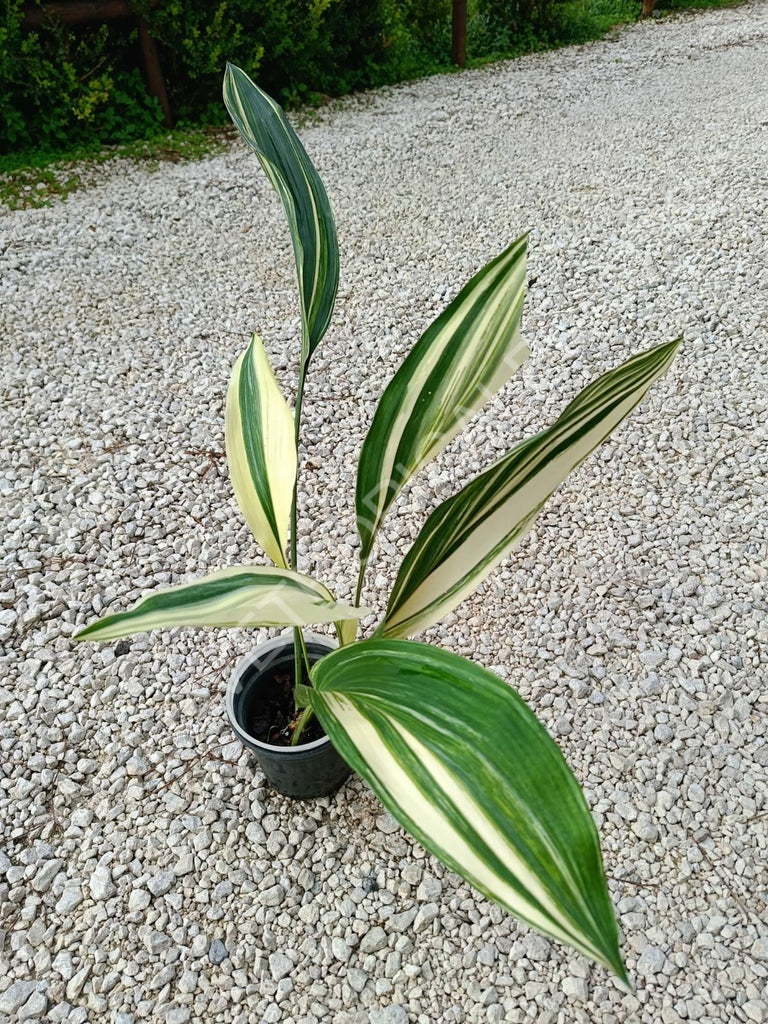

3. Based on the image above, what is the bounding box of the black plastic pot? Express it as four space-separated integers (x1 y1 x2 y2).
226 633 351 799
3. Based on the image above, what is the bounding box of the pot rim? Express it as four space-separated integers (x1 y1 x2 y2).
226 631 336 754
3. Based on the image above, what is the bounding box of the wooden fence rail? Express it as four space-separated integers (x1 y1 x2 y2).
21 0 172 127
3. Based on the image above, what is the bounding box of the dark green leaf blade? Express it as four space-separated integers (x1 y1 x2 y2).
223 64 339 363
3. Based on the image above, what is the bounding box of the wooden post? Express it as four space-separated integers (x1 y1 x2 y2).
640 0 656 15
452 0 467 68
138 17 172 127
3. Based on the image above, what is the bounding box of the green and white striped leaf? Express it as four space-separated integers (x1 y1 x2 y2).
223 63 339 364
226 334 296 567
356 234 529 564
310 640 628 983
336 618 359 647
74 567 369 643
383 338 681 638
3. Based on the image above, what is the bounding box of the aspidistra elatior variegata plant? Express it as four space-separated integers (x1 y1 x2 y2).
75 63 683 989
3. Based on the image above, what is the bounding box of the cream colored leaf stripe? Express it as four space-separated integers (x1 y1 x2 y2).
225 335 297 567
223 63 339 362
356 234 530 563
74 567 367 643
382 338 682 638
310 640 629 983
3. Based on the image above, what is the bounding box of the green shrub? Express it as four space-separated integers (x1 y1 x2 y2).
469 0 640 53
138 0 451 116
471 0 567 53
1 3 165 153
2 0 452 154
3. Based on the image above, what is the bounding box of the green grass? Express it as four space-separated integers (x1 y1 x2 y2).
0 125 232 211
0 165 83 211
657 0 742 10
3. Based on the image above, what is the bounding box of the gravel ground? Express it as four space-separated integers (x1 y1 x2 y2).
2 3 767 1023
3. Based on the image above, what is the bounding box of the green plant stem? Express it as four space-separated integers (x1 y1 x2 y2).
355 557 367 608
291 628 316 745
290 363 306 573
291 362 312 712
291 704 316 746
295 628 311 685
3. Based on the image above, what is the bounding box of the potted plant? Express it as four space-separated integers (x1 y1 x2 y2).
75 63 682 987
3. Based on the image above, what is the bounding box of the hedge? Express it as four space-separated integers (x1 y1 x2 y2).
1 0 636 156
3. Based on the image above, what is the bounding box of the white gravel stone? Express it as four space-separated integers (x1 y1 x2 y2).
65 965 90 1001
0 981 36 1013
51 951 74 981
268 952 294 982
18 991 48 1021
126 755 150 776
275 978 293 1002
55 882 84 914
413 902 439 932
416 874 442 901
143 929 171 954
562 976 589 1001
261 884 285 907
128 888 151 912
332 936 352 962
369 1006 408 1024
524 934 552 963
636 946 667 977
387 907 418 933
189 935 209 958
48 1004 72 1023
89 865 116 900
147 870 176 896
31 857 64 892
376 813 400 835
208 938 227 964
347 968 368 994
360 926 388 954
174 853 195 876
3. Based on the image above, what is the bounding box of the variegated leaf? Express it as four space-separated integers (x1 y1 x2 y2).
226 334 296 567
310 640 629 983
223 63 339 364
356 234 529 564
383 338 681 638
336 619 359 647
74 567 369 643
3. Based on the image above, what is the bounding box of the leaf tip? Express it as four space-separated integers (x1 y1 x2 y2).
71 618 108 643
611 963 633 995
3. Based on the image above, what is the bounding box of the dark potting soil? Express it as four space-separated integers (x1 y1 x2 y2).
245 666 325 747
